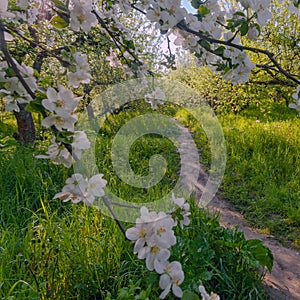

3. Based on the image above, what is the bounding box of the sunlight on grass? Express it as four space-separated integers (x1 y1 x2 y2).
0 102 276 298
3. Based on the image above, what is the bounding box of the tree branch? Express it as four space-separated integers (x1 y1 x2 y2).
0 20 36 100
4 24 71 68
103 196 127 237
176 22 300 85
129 4 299 85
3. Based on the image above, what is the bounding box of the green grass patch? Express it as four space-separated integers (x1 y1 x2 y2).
175 100 300 248
0 104 272 299
218 105 300 248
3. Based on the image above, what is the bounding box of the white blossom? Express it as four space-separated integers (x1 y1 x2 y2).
68 52 92 88
247 26 259 40
159 261 184 299
3 61 37 102
239 0 254 9
54 173 107 205
252 0 272 27
69 0 98 33
287 3 300 17
42 113 77 132
150 215 176 249
126 221 150 254
106 48 123 68
172 193 191 228
146 7 162 23
145 87 165 109
289 85 300 114
36 137 73 168
0 0 15 18
4 94 21 112
138 246 170 272
88 174 107 197
185 13 202 31
71 131 91 159
42 85 81 116
199 285 220 300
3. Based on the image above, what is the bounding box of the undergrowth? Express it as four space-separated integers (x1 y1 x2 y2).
0 103 274 299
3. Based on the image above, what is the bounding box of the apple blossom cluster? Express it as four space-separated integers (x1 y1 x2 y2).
0 0 40 25
54 173 107 206
171 193 191 229
145 0 186 31
221 33 256 84
69 0 98 33
0 0 299 298
136 0 258 84
36 131 90 167
145 86 166 109
38 84 94 166
0 60 37 112
41 84 80 132
125 194 191 298
68 52 92 88
239 0 272 27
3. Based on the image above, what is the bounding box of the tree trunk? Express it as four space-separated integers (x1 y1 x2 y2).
13 103 36 143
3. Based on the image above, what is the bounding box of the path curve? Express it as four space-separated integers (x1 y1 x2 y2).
195 168 300 300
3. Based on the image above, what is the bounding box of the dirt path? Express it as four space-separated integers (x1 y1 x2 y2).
194 170 300 300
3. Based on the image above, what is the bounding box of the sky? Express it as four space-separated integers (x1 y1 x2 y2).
181 0 196 13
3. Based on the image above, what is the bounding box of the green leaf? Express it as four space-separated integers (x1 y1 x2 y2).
25 99 44 113
232 18 244 28
50 15 69 29
233 11 246 17
52 0 69 12
56 131 74 144
52 0 66 6
240 21 249 36
247 239 274 272
182 290 200 300
198 6 210 17
200 39 211 50
191 0 201 9
254 23 261 35
123 39 135 50
160 29 168 35
6 66 15 77
214 46 226 55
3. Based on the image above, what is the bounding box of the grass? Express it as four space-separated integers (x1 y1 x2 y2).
175 99 300 248
0 104 273 299
95 107 181 204
218 103 300 248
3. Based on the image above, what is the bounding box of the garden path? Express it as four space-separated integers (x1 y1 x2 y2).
195 168 300 300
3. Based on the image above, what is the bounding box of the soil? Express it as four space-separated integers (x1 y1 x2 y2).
194 168 300 300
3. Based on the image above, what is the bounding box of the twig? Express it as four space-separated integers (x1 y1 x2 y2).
4 24 71 67
103 196 127 237
0 20 36 99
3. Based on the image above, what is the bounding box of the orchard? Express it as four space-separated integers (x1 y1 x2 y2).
0 0 299 299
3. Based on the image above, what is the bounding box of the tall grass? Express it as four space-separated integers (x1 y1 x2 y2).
220 112 300 247
0 105 273 299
